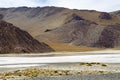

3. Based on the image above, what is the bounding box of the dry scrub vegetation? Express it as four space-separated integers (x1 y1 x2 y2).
0 63 109 80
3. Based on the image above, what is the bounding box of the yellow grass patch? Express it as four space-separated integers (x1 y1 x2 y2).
46 42 102 52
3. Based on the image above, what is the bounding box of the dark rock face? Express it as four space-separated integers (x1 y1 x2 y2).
0 20 54 54
65 14 84 24
44 29 52 32
94 29 116 48
70 14 84 21
99 12 112 20
94 24 120 48
0 14 3 20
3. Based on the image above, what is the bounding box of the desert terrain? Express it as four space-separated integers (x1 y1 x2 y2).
0 6 120 80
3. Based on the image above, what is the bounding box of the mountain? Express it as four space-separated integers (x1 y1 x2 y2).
0 20 54 54
0 6 120 49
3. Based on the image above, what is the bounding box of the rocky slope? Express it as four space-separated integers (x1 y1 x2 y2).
0 6 120 48
0 20 54 54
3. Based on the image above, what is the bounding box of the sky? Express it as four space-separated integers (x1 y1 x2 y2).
0 0 119 12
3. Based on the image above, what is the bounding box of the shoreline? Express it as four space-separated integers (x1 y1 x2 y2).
0 50 120 57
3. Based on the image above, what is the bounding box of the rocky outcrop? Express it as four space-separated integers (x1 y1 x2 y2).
65 14 84 24
94 24 120 48
0 14 3 20
99 12 112 20
0 20 54 54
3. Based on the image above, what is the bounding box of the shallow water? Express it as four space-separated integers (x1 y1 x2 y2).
0 53 120 68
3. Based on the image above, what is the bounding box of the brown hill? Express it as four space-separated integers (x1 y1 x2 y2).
0 6 120 49
0 20 54 54
37 13 120 48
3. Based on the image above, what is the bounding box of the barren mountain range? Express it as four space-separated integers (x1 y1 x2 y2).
0 6 120 50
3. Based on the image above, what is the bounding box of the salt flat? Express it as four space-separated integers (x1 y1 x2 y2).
0 50 120 68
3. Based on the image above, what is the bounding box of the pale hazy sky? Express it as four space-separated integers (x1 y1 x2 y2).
0 0 119 12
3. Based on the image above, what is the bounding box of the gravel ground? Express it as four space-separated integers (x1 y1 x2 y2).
7 73 120 80
38 63 120 72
